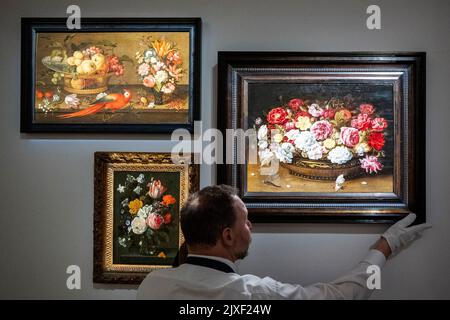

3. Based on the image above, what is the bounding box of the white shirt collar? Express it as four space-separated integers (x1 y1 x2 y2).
187 254 238 273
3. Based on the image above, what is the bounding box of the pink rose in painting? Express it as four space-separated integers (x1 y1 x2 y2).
146 213 164 230
308 104 324 117
360 155 383 174
161 82 176 94
359 104 375 115
340 127 360 147
371 117 388 132
143 75 156 88
351 113 372 131
310 120 333 141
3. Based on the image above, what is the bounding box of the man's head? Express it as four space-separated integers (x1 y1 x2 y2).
180 185 252 261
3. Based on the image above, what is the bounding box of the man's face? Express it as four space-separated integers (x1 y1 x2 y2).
231 196 252 260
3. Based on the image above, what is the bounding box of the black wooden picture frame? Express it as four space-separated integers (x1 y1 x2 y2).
217 51 426 224
21 17 201 133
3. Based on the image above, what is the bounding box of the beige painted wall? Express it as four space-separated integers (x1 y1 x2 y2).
0 0 449 299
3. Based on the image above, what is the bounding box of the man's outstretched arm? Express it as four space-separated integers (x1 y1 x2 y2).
267 214 430 299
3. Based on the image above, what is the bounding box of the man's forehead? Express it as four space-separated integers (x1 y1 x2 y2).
232 195 247 211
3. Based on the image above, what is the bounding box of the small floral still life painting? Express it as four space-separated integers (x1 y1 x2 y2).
247 83 394 194
93 152 198 283
114 171 180 265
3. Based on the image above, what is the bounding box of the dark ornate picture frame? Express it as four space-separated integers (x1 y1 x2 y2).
21 18 201 133
217 52 426 224
93 152 199 284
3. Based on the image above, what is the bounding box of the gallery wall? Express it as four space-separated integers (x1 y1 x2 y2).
0 0 449 299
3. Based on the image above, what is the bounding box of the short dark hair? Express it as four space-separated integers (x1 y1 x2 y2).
180 185 238 247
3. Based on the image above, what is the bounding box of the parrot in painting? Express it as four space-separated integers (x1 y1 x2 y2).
58 90 132 119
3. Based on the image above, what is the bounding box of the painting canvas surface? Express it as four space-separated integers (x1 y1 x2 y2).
246 82 394 194
113 170 181 266
34 31 190 124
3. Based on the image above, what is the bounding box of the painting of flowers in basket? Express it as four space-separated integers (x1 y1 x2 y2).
248 83 394 194
21 18 201 133
218 52 425 223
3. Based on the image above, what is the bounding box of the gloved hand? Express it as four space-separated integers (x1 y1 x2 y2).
381 213 431 258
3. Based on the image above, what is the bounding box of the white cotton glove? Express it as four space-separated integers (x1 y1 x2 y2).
381 213 432 258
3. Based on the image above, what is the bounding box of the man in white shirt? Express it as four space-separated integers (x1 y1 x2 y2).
137 185 431 300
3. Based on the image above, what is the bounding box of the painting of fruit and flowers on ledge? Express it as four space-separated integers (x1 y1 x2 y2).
113 171 181 265
246 83 394 194
33 31 190 125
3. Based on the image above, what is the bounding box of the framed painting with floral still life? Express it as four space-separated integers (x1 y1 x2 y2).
21 18 201 133
94 152 199 284
218 52 426 224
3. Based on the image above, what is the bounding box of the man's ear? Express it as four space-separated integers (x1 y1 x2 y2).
221 227 234 247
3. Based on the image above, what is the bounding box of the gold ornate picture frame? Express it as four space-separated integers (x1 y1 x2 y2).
93 152 199 284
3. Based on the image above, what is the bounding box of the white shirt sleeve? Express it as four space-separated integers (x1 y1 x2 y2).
259 249 386 300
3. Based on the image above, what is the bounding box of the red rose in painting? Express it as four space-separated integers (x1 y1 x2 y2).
371 117 388 132
359 104 375 115
368 132 385 151
163 213 172 224
146 213 164 230
310 120 333 141
322 108 336 119
351 113 372 131
266 107 288 125
340 127 360 148
288 98 304 111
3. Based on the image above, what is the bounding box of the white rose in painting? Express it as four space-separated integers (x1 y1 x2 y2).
131 217 147 235
284 129 301 142
274 142 295 163
307 143 326 160
258 140 268 150
154 70 169 83
137 204 153 219
257 125 268 141
258 148 275 166
294 131 317 152
327 146 353 164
